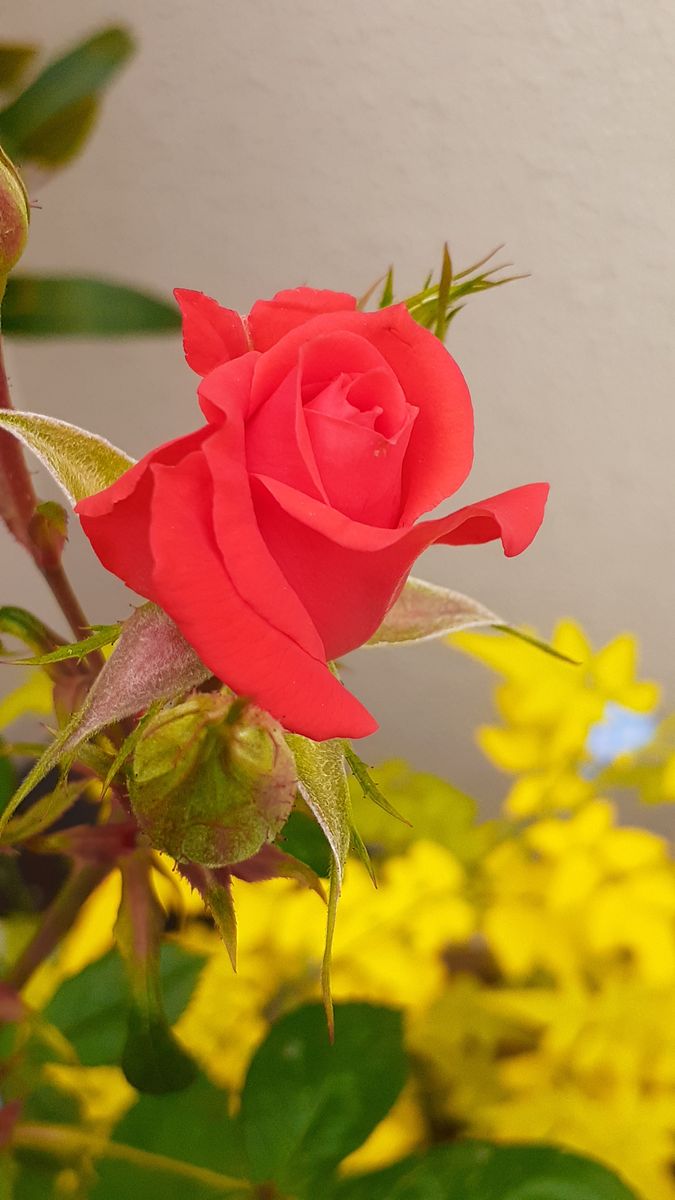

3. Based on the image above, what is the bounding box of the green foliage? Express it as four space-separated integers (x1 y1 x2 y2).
0 27 133 166
1 778 90 846
0 45 38 93
89 1077 247 1199
0 410 134 506
397 244 526 342
0 604 209 836
241 1003 407 1194
10 624 121 666
280 809 333 877
288 736 352 885
330 1142 638 1200
368 576 500 646
348 759 498 865
2 277 181 337
368 576 576 663
43 943 204 1068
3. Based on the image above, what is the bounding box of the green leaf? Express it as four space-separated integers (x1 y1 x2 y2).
43 942 204 1068
0 409 134 506
368 576 501 646
0 605 209 836
1 777 89 845
16 95 99 167
279 810 332 877
330 1141 639 1200
348 759 492 866
0 27 134 163
369 577 577 664
287 736 351 886
0 44 38 92
90 1076 247 1200
286 737 357 1028
0 606 64 657
10 624 121 666
2 276 182 337
240 1002 407 1194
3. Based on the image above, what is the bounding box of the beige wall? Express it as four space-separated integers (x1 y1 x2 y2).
3 1 675 804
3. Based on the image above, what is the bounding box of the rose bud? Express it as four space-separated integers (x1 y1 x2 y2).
128 693 297 867
0 147 29 279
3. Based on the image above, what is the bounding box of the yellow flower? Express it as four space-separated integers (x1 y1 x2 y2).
0 668 53 731
450 621 660 815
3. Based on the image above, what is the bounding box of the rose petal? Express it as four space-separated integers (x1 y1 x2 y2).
76 427 212 597
199 365 326 658
249 304 474 518
174 289 250 375
149 450 377 739
244 364 328 502
248 287 356 351
253 476 549 658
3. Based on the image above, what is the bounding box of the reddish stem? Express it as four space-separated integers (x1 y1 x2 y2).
0 335 103 657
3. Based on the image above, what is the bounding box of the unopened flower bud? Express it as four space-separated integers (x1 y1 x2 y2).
0 147 29 278
129 693 297 867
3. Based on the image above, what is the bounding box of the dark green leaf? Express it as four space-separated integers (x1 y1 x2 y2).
0 27 133 163
330 1141 638 1200
279 810 332 878
240 1002 407 1193
18 94 99 167
0 44 38 92
2 276 181 337
43 943 204 1067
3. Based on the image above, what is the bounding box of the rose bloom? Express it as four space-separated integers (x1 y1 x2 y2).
77 288 548 740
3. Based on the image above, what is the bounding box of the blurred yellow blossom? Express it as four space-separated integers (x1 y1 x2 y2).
0 668 53 731
450 620 660 815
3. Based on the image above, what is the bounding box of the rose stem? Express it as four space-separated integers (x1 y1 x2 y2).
5 861 112 992
0 336 103 663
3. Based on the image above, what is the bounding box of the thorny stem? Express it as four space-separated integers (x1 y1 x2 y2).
5 861 112 991
0 334 104 663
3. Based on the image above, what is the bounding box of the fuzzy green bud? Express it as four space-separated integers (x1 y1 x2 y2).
0 147 29 280
129 694 297 867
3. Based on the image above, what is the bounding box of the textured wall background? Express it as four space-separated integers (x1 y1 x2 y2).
3 1 675 805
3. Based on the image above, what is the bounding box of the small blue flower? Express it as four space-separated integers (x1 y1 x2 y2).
585 702 657 775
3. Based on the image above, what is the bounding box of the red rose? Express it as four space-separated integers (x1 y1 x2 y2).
77 288 548 740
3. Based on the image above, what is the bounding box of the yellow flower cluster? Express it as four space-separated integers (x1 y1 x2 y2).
4 622 675 1198
451 620 660 815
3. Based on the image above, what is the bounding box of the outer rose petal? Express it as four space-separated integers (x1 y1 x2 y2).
76 427 212 597
174 289 250 375
197 363 326 657
249 304 474 519
252 476 549 659
148 451 377 740
247 287 356 351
